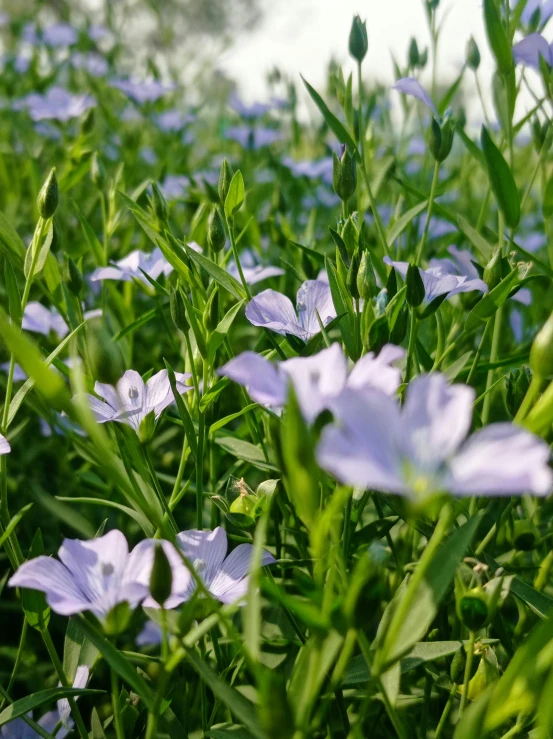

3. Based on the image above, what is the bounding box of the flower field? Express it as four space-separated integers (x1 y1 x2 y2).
2 1 553 737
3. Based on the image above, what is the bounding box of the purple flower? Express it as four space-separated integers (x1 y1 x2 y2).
89 248 172 285
393 77 439 119
71 52 108 77
84 369 192 432
1 363 27 382
58 665 89 729
429 246 481 282
513 33 553 68
110 79 176 104
229 93 271 118
9 530 148 617
132 527 275 607
22 302 68 338
519 0 553 25
282 156 334 184
224 126 282 149
136 619 163 647
42 23 78 47
160 175 190 199
155 110 195 132
16 87 96 122
127 539 194 608
227 250 284 285
219 343 404 422
317 374 552 498
0 434 10 455
245 280 337 342
384 257 488 305
1 711 71 739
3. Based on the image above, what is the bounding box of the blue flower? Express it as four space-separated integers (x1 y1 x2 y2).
513 33 553 68
110 79 176 104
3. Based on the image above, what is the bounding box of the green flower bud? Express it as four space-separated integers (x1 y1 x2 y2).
218 159 234 204
390 302 409 345
90 152 106 190
86 319 126 385
357 250 377 301
64 256 84 297
429 116 455 162
368 314 390 353
483 248 502 290
332 146 357 202
406 263 425 307
457 587 490 631
342 215 358 256
408 38 420 68
149 544 173 607
204 289 219 334
37 168 59 219
419 48 429 68
530 309 553 378
347 249 361 300
207 206 226 253
151 181 169 225
348 15 368 63
505 366 532 417
466 37 481 70
169 285 189 333
510 519 540 551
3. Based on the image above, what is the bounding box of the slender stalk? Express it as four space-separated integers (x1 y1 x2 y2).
466 319 493 386
415 161 440 264
406 308 419 382
459 630 476 715
514 376 541 423
434 682 458 739
111 668 125 739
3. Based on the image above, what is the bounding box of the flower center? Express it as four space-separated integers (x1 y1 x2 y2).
128 386 139 400
102 563 114 577
193 558 206 575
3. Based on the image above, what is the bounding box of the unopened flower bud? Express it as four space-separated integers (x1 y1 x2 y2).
149 543 173 607
457 587 490 631
204 289 219 333
64 256 84 297
530 309 553 378
483 248 502 290
418 47 428 68
90 152 106 190
429 116 455 162
207 206 226 253
151 181 169 225
357 250 377 301
37 168 59 219
218 159 234 204
87 319 125 385
169 285 189 333
333 146 357 202
408 38 420 68
466 37 481 70
347 249 361 300
349 15 368 63
406 263 425 307
505 366 532 417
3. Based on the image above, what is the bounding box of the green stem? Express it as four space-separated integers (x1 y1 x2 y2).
459 630 476 715
434 682 457 739
514 376 541 423
406 308 419 382
466 319 493 386
481 306 503 426
415 161 440 265
111 668 125 739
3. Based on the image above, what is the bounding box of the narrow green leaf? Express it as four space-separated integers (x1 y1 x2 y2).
481 126 520 228
386 201 428 248
301 76 359 156
165 360 197 460
465 268 520 332
184 244 245 301
207 300 244 362
214 436 278 471
21 529 50 631
483 0 514 75
0 688 104 727
224 170 245 219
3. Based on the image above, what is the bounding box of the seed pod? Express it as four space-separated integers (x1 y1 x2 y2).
149 544 173 607
229 493 257 517
510 520 540 551
90 152 106 190
406 263 425 307
207 206 226 253
429 116 455 162
332 146 357 203
151 181 169 224
357 250 377 301
530 309 553 378
466 37 481 70
169 285 189 333
408 38 420 68
218 159 234 204
37 168 59 219
86 319 125 385
457 587 490 631
348 15 368 63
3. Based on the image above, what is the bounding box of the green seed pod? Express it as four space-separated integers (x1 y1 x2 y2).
510 519 540 551
169 285 189 333
419 47 428 68
218 159 234 204
86 319 126 385
64 256 84 297
37 168 59 219
342 215 358 256
207 206 226 253
530 309 553 378
505 366 532 417
348 15 368 63
347 249 361 300
229 493 257 517
406 263 425 307
466 36 481 70
457 587 490 631
149 543 173 607
357 250 377 301
90 152 106 190
408 37 420 68
429 116 455 162
151 181 169 224
332 146 357 202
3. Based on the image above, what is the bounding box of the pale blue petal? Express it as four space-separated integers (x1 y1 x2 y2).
394 77 438 118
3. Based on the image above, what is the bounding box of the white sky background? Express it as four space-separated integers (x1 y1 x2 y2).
221 0 540 126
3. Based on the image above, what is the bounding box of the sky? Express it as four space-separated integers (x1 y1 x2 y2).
221 0 537 124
